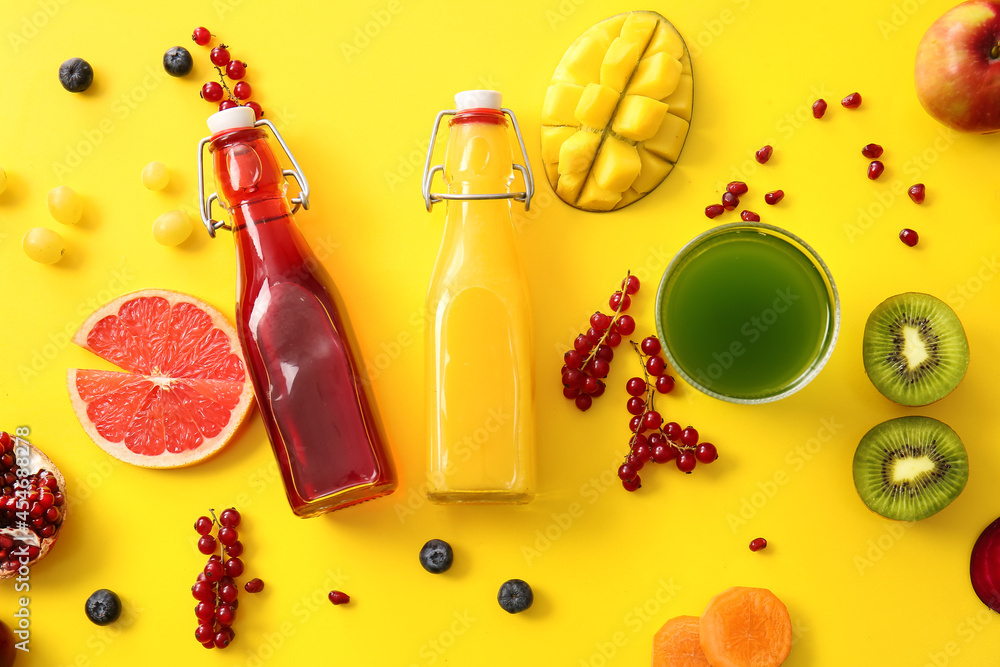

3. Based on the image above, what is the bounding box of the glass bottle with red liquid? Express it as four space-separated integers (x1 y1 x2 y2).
197 106 396 517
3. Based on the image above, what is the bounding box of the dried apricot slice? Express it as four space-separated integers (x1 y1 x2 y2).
652 615 711 666
699 587 792 667
541 11 692 211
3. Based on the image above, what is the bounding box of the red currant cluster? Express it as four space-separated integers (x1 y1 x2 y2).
561 272 640 412
617 337 718 491
192 508 256 650
191 26 263 120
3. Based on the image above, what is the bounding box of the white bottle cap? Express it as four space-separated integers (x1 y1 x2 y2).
207 106 256 134
454 89 502 111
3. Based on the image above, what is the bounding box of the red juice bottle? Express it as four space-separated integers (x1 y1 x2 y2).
198 107 396 517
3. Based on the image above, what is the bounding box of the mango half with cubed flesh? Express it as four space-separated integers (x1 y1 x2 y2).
541 11 693 211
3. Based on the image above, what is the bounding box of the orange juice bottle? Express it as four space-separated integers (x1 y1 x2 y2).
422 90 535 503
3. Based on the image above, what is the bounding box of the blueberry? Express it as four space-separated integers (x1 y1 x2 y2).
418 539 453 574
58 57 93 93
85 589 121 626
163 46 193 77
498 579 533 614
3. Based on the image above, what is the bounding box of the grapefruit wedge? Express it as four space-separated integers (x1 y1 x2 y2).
68 289 253 468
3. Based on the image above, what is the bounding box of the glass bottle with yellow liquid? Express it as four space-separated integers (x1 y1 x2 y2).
421 90 535 503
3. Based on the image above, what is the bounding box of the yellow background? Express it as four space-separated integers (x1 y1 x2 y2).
1 0 999 664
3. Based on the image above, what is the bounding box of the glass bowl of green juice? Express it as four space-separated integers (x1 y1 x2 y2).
655 222 839 404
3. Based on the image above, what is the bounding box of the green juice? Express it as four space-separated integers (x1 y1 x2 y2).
657 225 837 402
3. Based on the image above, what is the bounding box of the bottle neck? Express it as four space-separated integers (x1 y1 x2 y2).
442 115 514 230
210 127 290 226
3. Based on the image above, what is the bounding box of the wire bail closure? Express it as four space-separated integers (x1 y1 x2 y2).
197 119 311 237
421 108 535 213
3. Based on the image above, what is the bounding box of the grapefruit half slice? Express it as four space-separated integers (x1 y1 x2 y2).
68 289 253 468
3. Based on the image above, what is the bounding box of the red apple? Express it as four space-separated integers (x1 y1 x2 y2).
915 0 1000 133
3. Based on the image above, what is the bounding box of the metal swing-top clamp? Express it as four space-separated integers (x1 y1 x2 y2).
421 108 535 213
197 118 311 237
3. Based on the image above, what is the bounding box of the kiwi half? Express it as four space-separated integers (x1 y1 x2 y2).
862 292 969 406
853 416 968 521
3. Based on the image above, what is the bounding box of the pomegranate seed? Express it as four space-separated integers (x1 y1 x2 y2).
328 590 350 605
721 192 739 211
764 190 784 205
862 143 883 159
812 99 827 118
749 537 768 552
841 92 862 108
726 181 748 195
908 184 926 204
244 578 265 594
740 210 760 222
705 204 725 219
867 161 884 180
899 229 919 247
755 145 773 164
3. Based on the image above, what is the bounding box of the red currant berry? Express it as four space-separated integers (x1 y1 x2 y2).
210 45 231 67
581 376 599 395
862 143 883 159
640 336 661 356
629 415 644 433
575 394 592 412
650 444 670 463
676 451 697 473
655 375 674 394
564 350 583 370
626 377 646 397
329 591 350 605
592 380 606 398
812 99 827 118
225 60 246 80
647 432 665 448
216 604 236 625
562 368 583 388
225 541 244 558
573 335 592 354
721 192 739 211
642 411 662 431
591 312 611 331
841 92 862 108
195 601 215 621
899 229 919 247
626 452 645 470
755 145 773 164
867 160 884 180
622 476 641 492
606 331 622 347
233 81 252 100
764 190 784 205
695 442 718 463
219 583 238 604
908 183 926 204
194 516 213 535
646 356 666 376
197 535 217 555
664 422 682 441
244 578 264 593
192 581 215 602
214 628 233 649
592 359 610 378
632 442 652 463
219 99 237 112
219 508 241 528
609 291 631 311
563 385 580 399
595 345 613 362
201 82 223 103
192 27 211 46
626 396 646 416
749 537 768 552
196 623 214 643
204 560 224 582
726 181 748 196
225 558 244 577
622 275 640 295
679 426 699 447
244 101 263 120
615 314 636 336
